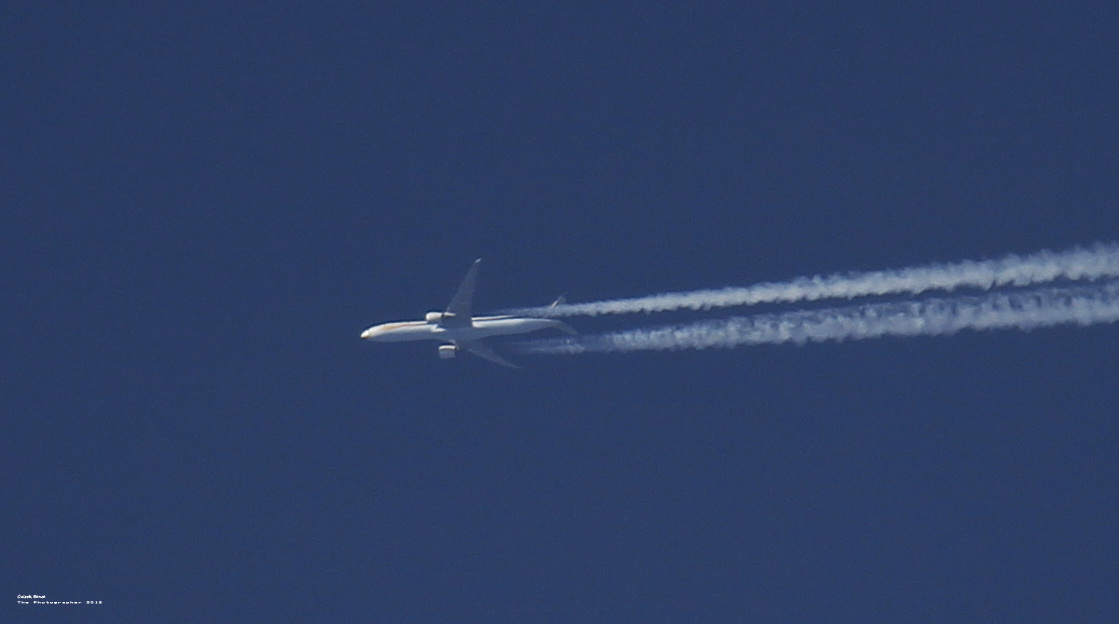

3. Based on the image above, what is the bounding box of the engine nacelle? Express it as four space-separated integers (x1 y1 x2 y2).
425 311 457 324
438 344 458 359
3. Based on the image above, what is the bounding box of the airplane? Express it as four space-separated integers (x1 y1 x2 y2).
360 259 575 368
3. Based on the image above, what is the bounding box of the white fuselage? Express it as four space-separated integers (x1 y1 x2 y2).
361 315 566 343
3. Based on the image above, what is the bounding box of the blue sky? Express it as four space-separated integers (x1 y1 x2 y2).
5 3 1119 621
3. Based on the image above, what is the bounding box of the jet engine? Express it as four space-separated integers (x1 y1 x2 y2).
437 344 458 359
426 311 457 324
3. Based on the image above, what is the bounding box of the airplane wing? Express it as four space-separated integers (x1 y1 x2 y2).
459 340 520 369
442 258 481 328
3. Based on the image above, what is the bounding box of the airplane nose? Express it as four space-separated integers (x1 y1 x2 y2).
360 327 375 340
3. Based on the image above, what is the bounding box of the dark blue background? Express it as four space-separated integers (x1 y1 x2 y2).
5 3 1118 621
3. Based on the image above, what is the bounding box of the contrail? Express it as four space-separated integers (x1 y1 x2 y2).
508 243 1119 318
514 281 1119 354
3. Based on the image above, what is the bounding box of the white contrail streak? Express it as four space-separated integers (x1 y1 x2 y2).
515 282 1119 354
508 244 1119 318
